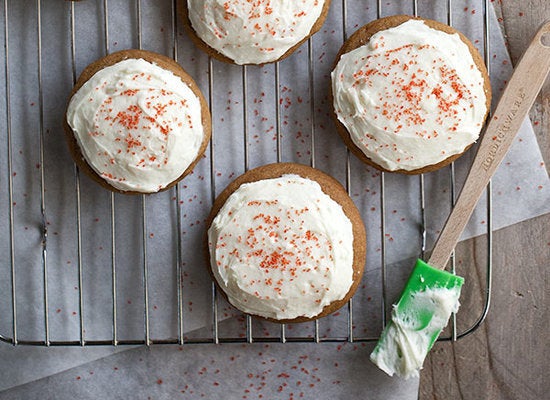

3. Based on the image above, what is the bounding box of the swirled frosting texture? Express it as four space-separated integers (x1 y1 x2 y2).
332 19 488 171
208 175 354 320
187 0 325 65
67 58 205 193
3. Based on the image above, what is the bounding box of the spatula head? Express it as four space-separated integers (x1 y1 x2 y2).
370 259 464 379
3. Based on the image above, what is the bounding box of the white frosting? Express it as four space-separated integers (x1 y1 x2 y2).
370 286 461 379
187 0 326 65
208 174 354 320
67 58 205 193
332 19 488 171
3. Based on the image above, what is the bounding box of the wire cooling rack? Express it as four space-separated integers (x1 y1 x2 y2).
0 0 493 346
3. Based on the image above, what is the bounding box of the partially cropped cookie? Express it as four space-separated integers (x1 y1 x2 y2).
181 0 331 65
206 163 366 323
330 16 491 174
65 49 211 194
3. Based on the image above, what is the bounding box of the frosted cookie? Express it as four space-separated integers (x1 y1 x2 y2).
181 0 331 65
65 49 211 194
330 16 491 174
206 163 366 323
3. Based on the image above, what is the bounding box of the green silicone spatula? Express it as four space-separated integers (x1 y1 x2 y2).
370 20 550 379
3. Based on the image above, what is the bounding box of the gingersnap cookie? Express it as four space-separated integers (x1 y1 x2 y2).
206 163 366 323
330 15 492 174
64 49 211 194
181 0 332 65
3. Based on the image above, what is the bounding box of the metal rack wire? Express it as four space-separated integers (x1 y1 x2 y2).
0 0 493 347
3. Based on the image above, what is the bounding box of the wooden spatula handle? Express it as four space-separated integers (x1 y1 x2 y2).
428 20 550 270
